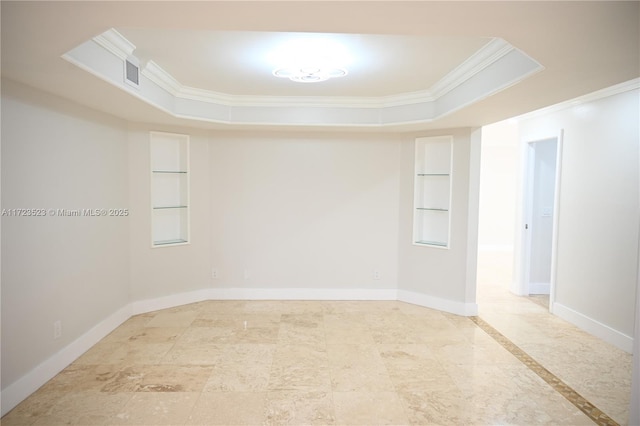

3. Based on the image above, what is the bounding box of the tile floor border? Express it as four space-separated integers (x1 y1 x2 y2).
469 315 620 426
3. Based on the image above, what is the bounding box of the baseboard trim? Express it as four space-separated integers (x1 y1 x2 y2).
552 302 633 353
1 304 132 417
398 289 478 316
207 287 399 301
131 289 212 315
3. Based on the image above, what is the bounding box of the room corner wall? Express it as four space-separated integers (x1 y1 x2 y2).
397 128 480 316
1 79 131 412
127 124 212 305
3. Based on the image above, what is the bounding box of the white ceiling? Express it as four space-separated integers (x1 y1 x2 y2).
116 28 492 97
1 1 638 132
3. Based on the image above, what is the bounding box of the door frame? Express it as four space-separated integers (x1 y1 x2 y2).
514 130 564 311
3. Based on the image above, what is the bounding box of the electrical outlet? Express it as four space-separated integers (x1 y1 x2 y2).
53 320 62 339
212 268 218 279
373 270 381 280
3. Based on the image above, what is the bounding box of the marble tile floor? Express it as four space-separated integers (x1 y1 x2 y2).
2 294 632 425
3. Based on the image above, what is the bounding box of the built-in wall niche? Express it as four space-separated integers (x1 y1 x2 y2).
413 136 453 248
150 132 189 247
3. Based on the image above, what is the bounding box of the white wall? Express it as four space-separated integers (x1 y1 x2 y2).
207 132 401 294
518 88 639 342
128 124 212 303
127 130 402 302
1 80 130 389
0 81 482 413
397 128 480 315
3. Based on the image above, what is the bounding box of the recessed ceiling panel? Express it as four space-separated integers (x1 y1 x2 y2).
116 29 492 97
62 27 543 127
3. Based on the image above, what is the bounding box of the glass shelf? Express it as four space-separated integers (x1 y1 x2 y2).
153 206 188 210
153 239 189 246
413 136 453 249
151 131 189 247
414 240 448 247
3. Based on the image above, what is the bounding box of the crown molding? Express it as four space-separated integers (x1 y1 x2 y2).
102 29 518 110
93 28 135 61
142 60 182 95
63 28 543 128
430 37 513 98
514 78 640 122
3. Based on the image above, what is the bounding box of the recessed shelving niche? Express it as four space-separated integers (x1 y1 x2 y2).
150 132 190 247
413 136 453 248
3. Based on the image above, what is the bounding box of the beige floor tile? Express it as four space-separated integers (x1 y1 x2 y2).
264 390 335 425
160 342 225 365
186 392 266 425
39 364 113 393
134 365 214 392
268 344 331 391
101 326 186 345
323 313 375 344
145 310 199 328
397 386 466 425
107 392 198 425
277 313 326 346
2 297 631 426
333 391 409 425
327 344 394 391
432 340 521 367
74 341 175 365
378 344 455 392
189 314 280 344
1 389 64 426
31 391 133 426
203 344 275 391
460 393 554 425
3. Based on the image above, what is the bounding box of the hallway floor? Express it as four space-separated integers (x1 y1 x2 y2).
2 292 632 425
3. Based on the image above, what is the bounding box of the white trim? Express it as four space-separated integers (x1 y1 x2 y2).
529 282 550 295
430 38 513 98
553 302 633 353
92 28 135 60
514 133 562 298
549 130 564 311
514 78 640 122
143 60 182 95
60 29 543 129
131 287 399 315
0 305 132 417
208 287 398 301
103 30 515 110
131 289 212 315
397 289 478 316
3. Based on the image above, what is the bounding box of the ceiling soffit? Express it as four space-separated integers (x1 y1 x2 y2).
62 28 543 128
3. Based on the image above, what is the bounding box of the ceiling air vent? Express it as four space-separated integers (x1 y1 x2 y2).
124 56 140 88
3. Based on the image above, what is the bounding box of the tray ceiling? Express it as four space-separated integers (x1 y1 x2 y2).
1 1 638 131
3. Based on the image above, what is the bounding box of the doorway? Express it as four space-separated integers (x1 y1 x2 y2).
518 135 562 309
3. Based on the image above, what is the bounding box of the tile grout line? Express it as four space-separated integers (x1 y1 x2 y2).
469 316 619 426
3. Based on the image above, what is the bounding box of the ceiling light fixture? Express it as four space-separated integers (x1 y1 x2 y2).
269 37 350 83
273 67 348 83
